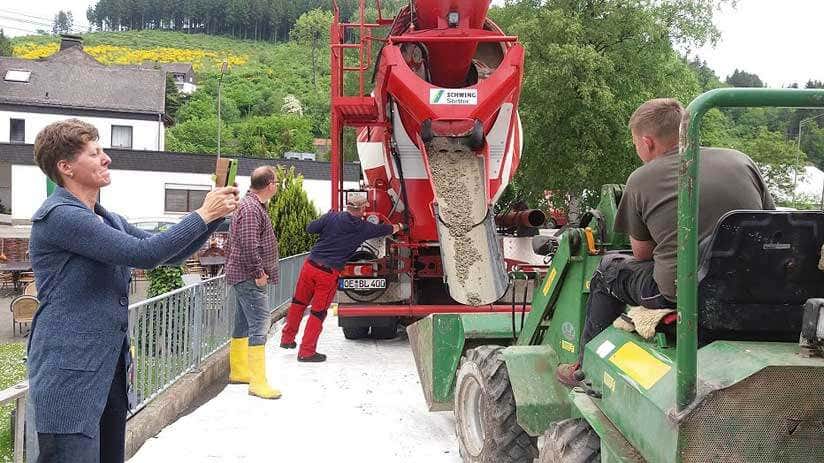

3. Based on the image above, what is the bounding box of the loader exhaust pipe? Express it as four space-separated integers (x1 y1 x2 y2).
494 209 546 228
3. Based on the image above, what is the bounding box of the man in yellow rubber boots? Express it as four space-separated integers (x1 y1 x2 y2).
225 166 282 399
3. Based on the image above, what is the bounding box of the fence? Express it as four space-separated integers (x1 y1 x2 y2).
128 252 307 413
2 252 307 463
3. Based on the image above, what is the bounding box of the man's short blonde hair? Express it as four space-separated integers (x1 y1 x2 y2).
628 98 685 143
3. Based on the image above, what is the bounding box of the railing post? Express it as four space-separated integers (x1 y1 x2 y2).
14 393 25 463
192 284 204 367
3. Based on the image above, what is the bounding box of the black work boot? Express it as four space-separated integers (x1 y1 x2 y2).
297 353 327 363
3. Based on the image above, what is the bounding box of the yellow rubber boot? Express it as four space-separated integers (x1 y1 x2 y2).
248 345 282 399
229 337 250 384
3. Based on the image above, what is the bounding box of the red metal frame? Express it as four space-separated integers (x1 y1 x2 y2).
338 304 530 317
331 0 391 210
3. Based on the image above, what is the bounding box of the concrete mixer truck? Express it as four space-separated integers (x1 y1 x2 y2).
328 0 545 339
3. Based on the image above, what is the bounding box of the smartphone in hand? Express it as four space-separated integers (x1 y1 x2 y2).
215 158 238 188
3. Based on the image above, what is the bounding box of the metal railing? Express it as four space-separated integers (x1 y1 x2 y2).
3 252 307 462
128 252 307 413
0 381 27 463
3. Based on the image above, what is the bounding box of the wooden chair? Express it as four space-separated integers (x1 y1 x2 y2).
23 282 37 297
10 295 38 336
130 268 148 295
0 272 13 290
18 272 35 287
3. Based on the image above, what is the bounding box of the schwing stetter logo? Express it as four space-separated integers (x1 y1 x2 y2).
429 88 478 105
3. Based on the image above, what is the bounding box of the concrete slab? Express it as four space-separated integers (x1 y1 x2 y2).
128 315 462 463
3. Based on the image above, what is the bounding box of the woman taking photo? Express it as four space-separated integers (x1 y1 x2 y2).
27 119 238 462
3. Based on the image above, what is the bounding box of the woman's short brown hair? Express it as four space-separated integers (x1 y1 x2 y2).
33 119 99 186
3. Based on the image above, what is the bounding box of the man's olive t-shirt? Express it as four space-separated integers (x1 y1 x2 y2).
614 147 775 301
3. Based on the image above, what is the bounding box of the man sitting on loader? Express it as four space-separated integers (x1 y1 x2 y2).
556 98 775 386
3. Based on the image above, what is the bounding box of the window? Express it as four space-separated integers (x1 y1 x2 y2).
9 119 24 144
4 70 30 83
111 125 133 149
164 184 211 213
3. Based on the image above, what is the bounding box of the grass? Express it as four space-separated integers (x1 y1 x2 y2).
0 342 27 463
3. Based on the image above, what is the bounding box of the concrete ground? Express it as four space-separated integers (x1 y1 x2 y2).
128 314 462 463
0 294 25 345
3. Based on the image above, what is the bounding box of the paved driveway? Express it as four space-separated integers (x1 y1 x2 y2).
129 315 463 462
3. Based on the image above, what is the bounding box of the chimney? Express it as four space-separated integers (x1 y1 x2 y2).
59 34 83 51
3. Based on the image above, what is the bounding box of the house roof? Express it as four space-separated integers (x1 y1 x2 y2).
140 61 194 75
161 63 194 75
0 47 166 115
0 143 361 182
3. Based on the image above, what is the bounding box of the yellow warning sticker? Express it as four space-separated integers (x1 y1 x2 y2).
608 342 671 390
542 268 558 296
603 372 616 392
561 340 575 353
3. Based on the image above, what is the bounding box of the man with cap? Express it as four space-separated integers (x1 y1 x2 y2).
280 195 404 362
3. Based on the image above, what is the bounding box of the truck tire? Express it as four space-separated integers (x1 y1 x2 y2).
342 326 369 339
538 418 600 463
454 345 537 462
370 320 398 339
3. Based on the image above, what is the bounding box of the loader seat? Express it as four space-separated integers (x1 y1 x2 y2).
697 210 824 346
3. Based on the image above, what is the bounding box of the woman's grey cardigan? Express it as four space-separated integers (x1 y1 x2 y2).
27 186 222 438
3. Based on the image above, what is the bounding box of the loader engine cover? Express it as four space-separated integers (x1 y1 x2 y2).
679 366 824 462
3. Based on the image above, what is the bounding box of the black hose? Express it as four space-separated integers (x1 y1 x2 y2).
520 276 528 333
511 276 517 340
388 98 412 227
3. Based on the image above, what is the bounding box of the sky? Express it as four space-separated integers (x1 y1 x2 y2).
1 1 823 87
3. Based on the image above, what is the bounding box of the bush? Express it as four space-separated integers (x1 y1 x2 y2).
268 166 320 257
146 265 185 298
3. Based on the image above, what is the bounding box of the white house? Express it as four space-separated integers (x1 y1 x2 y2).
161 62 198 95
795 165 824 206
0 143 360 222
0 35 166 152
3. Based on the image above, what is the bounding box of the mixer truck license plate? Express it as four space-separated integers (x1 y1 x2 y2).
340 279 387 290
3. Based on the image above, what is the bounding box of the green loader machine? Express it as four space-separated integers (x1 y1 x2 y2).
408 88 824 462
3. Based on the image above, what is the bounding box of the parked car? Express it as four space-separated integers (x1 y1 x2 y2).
129 216 230 234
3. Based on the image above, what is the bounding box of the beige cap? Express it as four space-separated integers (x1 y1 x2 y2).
346 195 369 209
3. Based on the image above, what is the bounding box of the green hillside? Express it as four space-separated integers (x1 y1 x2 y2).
11 30 331 159
8 1 824 208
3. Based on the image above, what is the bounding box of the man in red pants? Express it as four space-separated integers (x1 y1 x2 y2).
280 196 403 362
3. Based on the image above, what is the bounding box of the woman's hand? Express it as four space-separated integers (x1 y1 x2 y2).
196 186 240 223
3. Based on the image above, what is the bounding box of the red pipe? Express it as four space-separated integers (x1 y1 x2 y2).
337 304 530 317
390 36 518 43
495 209 546 228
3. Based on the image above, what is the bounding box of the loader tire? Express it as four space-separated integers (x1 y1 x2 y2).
454 345 537 463
342 326 369 339
538 418 600 463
